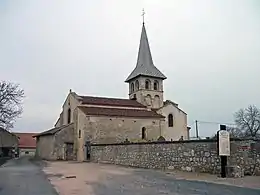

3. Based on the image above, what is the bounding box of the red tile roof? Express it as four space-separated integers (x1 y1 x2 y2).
79 96 146 108
14 133 37 148
79 106 164 118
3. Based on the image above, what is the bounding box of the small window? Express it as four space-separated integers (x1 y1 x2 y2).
145 80 151 89
131 83 134 92
141 127 146 139
78 129 81 138
135 80 139 90
67 108 71 124
25 151 29 154
154 81 159 90
168 114 173 127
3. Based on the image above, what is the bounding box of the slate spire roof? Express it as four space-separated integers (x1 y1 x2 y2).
125 23 167 82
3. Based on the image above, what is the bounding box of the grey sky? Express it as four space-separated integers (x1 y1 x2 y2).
1 0 260 137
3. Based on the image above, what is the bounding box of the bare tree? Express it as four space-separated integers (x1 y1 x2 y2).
0 81 24 130
234 105 260 138
226 126 244 138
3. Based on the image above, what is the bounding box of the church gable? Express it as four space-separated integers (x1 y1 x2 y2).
162 100 187 115
55 90 80 127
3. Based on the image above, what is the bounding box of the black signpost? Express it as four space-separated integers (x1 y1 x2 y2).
217 124 229 178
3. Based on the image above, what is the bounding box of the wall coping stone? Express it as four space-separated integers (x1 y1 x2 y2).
91 138 260 146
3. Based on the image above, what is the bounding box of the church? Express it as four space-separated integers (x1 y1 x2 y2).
35 22 189 161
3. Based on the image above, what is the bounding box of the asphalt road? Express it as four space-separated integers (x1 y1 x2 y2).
1 157 260 195
0 157 58 195
91 165 260 195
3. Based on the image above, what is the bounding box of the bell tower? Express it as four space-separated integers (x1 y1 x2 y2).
125 18 167 109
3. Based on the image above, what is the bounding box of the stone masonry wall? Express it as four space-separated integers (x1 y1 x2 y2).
53 123 74 160
91 139 260 175
75 108 163 161
35 135 55 160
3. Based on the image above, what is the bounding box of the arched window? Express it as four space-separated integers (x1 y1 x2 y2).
168 114 173 127
145 94 152 106
154 95 160 108
154 80 159 90
67 108 71 124
135 80 139 90
145 79 151 89
141 127 146 139
131 83 134 92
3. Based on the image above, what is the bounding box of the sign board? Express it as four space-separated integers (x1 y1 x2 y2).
218 130 230 156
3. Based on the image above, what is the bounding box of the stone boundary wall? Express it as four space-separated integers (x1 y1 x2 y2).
91 139 260 175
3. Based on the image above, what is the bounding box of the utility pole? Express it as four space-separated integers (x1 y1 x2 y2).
195 120 199 138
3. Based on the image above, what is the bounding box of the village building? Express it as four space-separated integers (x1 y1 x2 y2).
14 133 37 156
0 127 18 157
35 22 188 161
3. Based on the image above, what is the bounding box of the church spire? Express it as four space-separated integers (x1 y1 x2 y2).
125 16 166 82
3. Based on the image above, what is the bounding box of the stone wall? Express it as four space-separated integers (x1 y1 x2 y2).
75 107 164 161
19 148 36 156
35 135 55 160
91 139 260 175
157 103 188 141
36 123 75 160
53 123 74 160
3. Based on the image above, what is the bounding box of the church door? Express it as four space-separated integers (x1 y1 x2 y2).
85 141 91 161
65 143 74 160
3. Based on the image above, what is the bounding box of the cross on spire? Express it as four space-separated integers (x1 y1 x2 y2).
142 8 145 24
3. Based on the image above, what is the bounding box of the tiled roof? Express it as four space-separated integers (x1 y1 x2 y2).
34 123 73 137
14 133 36 148
79 96 146 108
125 23 166 82
79 106 164 118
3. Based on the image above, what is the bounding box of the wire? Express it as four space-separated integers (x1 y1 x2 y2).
196 120 236 126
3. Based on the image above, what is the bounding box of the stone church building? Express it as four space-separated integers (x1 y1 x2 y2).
35 22 188 161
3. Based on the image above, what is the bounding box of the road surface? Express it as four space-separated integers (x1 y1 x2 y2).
0 157 57 195
1 157 260 195
45 161 260 195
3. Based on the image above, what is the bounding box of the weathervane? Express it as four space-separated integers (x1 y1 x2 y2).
142 8 145 24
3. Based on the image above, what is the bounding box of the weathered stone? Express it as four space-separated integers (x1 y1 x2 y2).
91 140 260 175
36 123 75 160
167 166 175 170
205 152 210 157
226 166 244 178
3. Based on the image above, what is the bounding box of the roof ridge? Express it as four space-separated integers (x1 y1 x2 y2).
78 105 146 110
34 123 74 137
79 95 132 100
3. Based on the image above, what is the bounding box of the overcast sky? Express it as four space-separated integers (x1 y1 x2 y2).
1 0 260 137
